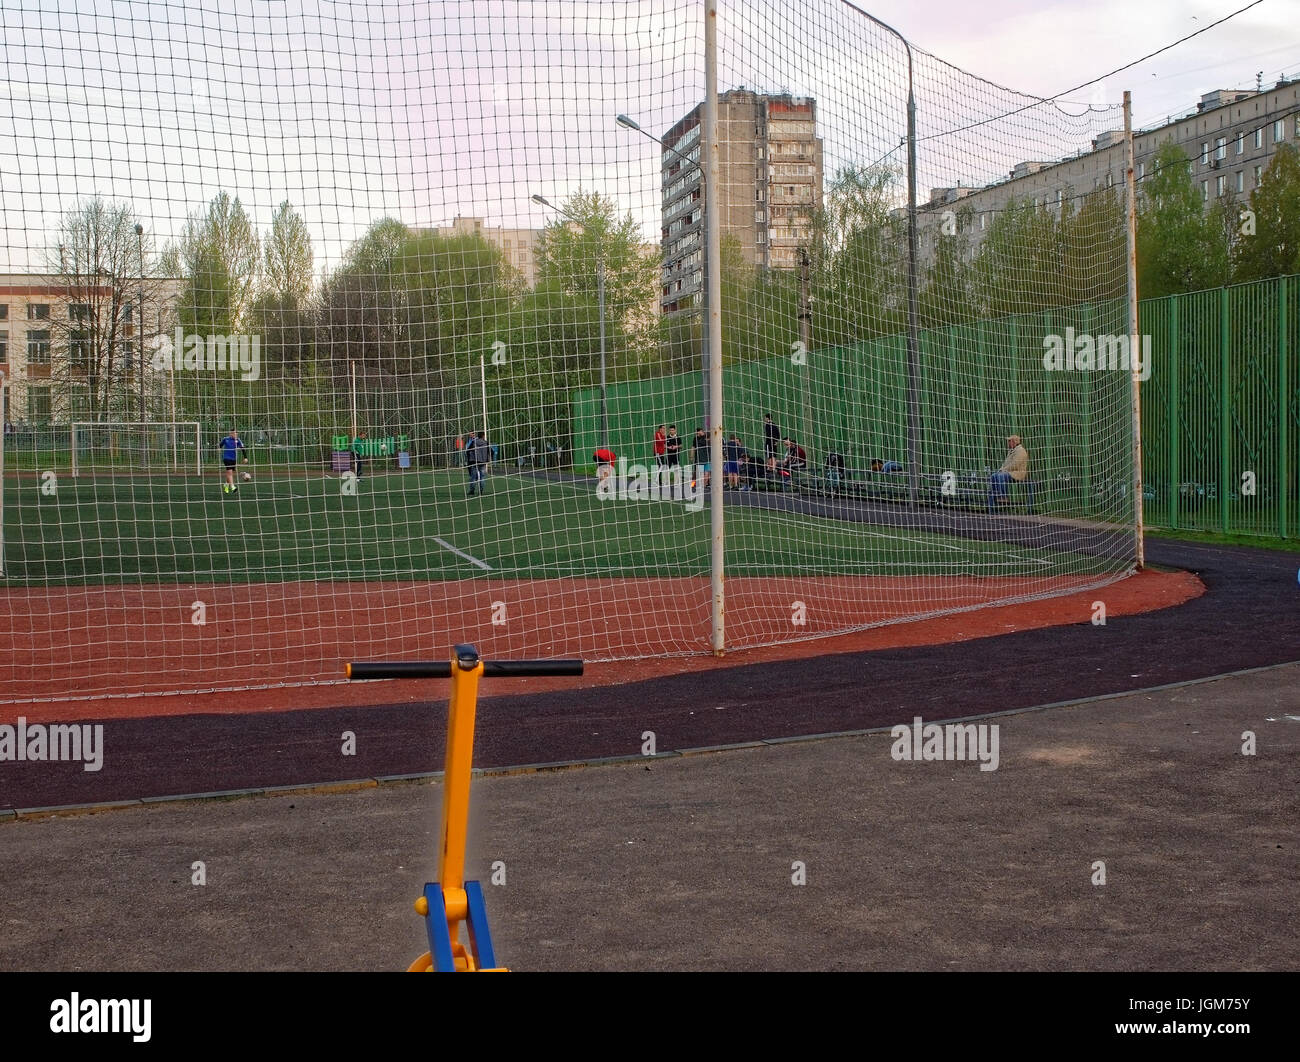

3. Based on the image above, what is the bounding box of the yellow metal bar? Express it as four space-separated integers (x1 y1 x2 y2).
437 652 483 895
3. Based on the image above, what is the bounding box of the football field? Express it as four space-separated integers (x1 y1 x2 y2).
1 467 1106 585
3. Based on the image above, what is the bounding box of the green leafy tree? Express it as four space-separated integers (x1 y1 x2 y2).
1137 140 1231 298
1232 143 1300 282
810 163 906 346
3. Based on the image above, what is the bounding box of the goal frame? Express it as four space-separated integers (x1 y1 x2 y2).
70 421 202 478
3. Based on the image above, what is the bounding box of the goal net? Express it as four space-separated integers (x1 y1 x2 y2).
0 0 1139 703
70 422 201 477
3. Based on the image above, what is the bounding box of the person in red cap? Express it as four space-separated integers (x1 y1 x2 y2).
593 447 617 482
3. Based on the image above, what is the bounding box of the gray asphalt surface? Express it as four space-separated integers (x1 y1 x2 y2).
2 661 1296 972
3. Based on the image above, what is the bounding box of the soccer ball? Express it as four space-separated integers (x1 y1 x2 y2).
241 471 252 482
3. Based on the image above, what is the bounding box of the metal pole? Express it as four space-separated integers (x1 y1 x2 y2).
704 0 724 656
1124 91 1144 569
350 360 358 438
799 246 813 445
136 224 144 423
842 2 920 507
480 352 488 437
598 259 608 451
904 63 920 508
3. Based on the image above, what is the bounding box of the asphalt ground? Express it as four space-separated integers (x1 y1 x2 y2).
1 538 1295 811
0 658 1295 972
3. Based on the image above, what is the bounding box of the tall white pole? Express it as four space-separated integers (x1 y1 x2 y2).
1124 90 1145 570
480 352 488 436
704 0 724 656
349 360 358 438
0 376 6 575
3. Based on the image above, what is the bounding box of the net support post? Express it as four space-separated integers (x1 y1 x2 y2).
704 0 725 656
1123 90 1144 569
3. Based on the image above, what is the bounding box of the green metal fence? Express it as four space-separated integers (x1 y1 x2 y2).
572 272 1300 537
1142 274 1298 537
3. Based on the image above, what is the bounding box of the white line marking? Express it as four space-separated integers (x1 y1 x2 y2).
432 536 492 571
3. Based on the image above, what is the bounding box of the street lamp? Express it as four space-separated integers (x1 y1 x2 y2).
134 223 144 423
616 113 711 432
531 193 608 453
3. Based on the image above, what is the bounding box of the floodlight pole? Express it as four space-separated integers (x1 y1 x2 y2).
842 2 920 507
136 224 144 424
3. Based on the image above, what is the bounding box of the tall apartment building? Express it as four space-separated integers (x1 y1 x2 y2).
427 216 543 287
916 80 1300 253
660 89 824 314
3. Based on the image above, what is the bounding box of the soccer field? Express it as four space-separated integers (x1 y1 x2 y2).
1 467 1107 585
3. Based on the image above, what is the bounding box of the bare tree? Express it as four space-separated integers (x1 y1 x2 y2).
47 197 165 419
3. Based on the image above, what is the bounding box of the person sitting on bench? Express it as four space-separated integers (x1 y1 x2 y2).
988 434 1029 510
825 450 845 495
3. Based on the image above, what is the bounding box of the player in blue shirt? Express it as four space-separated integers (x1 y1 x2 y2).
220 429 247 494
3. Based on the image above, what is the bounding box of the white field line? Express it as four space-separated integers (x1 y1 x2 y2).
431 536 492 571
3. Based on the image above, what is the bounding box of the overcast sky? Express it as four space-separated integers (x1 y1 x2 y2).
1 0 1296 277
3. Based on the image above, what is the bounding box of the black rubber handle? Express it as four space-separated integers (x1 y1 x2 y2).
348 659 583 680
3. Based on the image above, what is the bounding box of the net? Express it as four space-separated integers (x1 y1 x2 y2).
0 0 1138 703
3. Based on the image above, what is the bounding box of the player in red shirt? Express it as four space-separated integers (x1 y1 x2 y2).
653 425 666 467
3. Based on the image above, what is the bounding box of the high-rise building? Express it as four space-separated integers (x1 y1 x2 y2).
660 90 824 315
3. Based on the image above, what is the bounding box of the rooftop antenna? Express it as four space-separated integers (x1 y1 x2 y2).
1256 71 1263 92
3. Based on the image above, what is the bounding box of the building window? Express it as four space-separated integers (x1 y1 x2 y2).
1236 171 1244 193
0 329 7 362
1254 128 1263 149
980 214 987 230
1201 180 1209 202
1106 172 1114 188
1236 132 1245 155
1137 162 1145 179
1216 137 1226 159
1274 120 1285 143
1200 142 1209 164
69 330 89 369
503 240 511 249
28 386 52 423
28 303 50 320
28 330 51 363
1254 164 1263 186
69 302 91 322
70 387 89 416
1216 174 1225 197
0 304 7 321
121 302 133 323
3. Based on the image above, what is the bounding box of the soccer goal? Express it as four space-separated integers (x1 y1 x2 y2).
69 422 202 478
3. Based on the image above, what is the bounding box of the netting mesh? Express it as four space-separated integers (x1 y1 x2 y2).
0 0 1137 702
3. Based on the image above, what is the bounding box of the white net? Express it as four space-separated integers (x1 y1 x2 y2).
0 0 1138 702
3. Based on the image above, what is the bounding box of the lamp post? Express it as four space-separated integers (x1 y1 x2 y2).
842 1 921 508
615 113 711 433
135 223 144 423
530 193 608 453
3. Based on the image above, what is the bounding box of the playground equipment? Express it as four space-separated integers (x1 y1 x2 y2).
347 644 583 972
